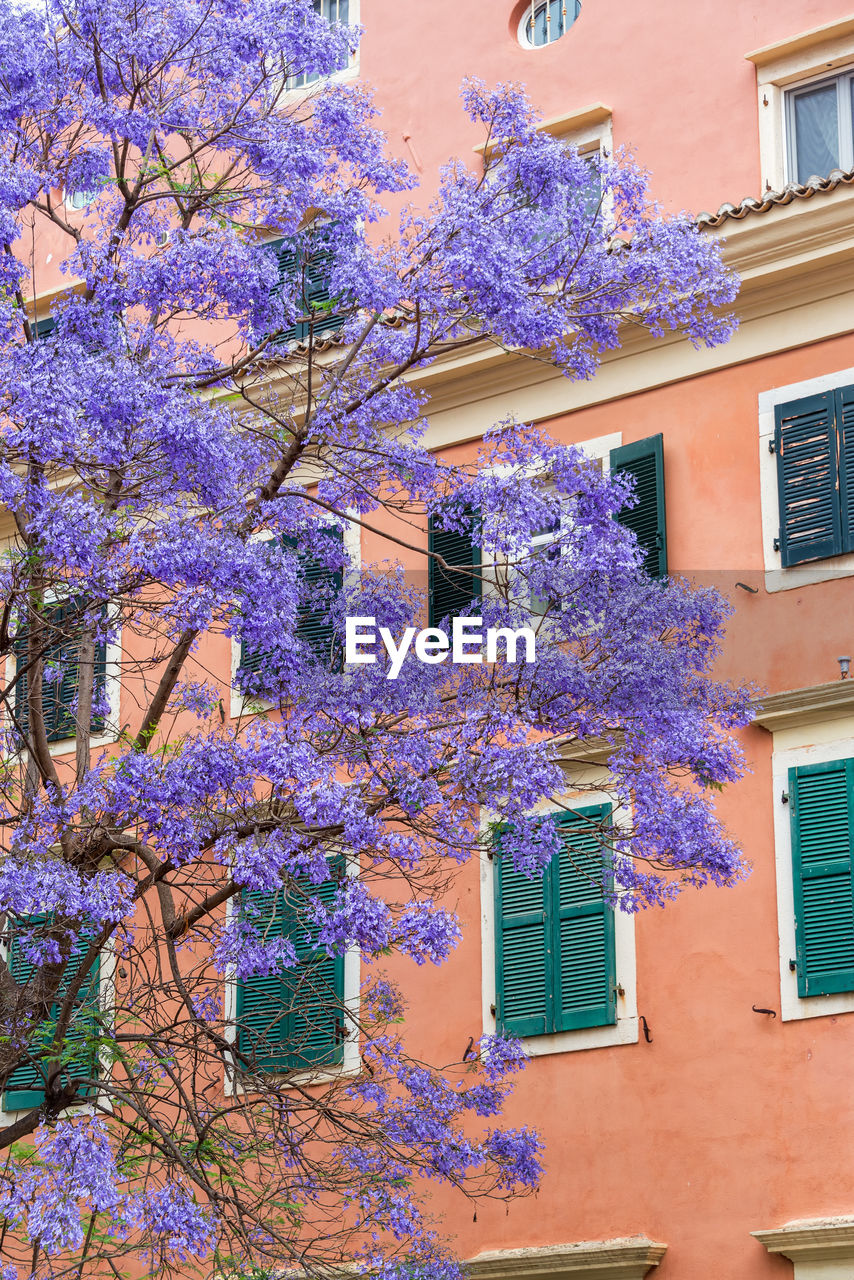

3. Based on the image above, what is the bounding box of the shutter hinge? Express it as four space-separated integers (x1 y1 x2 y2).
781 791 789 804
768 440 776 453
773 536 781 552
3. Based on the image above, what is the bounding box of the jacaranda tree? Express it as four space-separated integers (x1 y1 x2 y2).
0 1 747 1276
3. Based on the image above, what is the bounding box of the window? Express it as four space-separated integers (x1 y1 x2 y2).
262 225 345 347
3 918 101 1112
239 528 344 678
66 189 99 211
786 72 854 184
33 315 56 340
494 805 617 1036
13 602 108 744
788 757 854 998
519 0 581 48
610 434 667 578
427 513 482 628
772 385 854 567
235 870 345 1075
289 0 351 89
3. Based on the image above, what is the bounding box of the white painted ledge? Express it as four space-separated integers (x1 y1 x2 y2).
753 1216 854 1277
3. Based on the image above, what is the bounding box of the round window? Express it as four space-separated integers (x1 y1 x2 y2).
519 0 581 47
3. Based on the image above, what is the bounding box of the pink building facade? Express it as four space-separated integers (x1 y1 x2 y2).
13 3 854 1278
347 3 854 1278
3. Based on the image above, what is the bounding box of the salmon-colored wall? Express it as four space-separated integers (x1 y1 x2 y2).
17 3 854 1276
358 0 847 215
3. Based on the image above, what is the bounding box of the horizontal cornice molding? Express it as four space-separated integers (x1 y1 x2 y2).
745 16 854 66
753 1216 854 1261
752 681 854 731
410 185 854 445
473 102 612 157
466 1240 666 1280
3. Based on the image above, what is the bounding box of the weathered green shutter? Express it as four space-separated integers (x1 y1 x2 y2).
265 228 344 345
427 514 482 627
775 392 842 566
836 384 854 555
236 868 345 1074
4 920 101 1111
239 531 343 677
494 849 551 1037
494 806 616 1038
14 603 108 743
790 758 854 997
294 527 344 668
609 434 667 578
553 806 616 1030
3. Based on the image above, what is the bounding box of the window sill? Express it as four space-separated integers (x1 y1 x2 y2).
518 1013 639 1058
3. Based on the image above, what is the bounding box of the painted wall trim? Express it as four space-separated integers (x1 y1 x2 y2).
467 1239 666 1280
753 682 854 731
753 1216 854 1270
745 16 854 67
473 102 612 156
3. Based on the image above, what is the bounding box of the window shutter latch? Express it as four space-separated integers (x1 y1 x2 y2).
781 791 789 804
789 958 797 972
773 536 781 552
768 439 776 454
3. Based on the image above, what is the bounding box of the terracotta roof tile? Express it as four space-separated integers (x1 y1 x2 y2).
697 167 854 228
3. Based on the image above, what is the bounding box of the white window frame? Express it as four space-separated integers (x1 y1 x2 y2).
748 22 854 193
758 365 854 593
770 714 854 1023
517 0 582 51
223 851 361 1092
285 0 360 94
784 68 854 184
479 779 639 1057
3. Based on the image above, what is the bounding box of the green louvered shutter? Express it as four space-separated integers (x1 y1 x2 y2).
236 868 344 1074
774 392 843 566
4 920 101 1111
288 875 345 1070
264 229 344 345
494 847 551 1037
239 531 343 677
301 231 345 340
790 758 854 998
836 384 854 555
296 527 344 668
609 434 667 578
553 806 616 1031
14 604 108 743
427 514 482 627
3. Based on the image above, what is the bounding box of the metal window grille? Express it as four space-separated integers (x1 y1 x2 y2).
524 0 581 48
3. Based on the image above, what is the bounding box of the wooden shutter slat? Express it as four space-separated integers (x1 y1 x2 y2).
609 434 667 578
775 392 843 566
14 603 108 744
4 919 100 1111
837 384 854 554
494 839 550 1038
553 805 616 1032
237 865 344 1074
428 514 482 628
790 758 854 997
